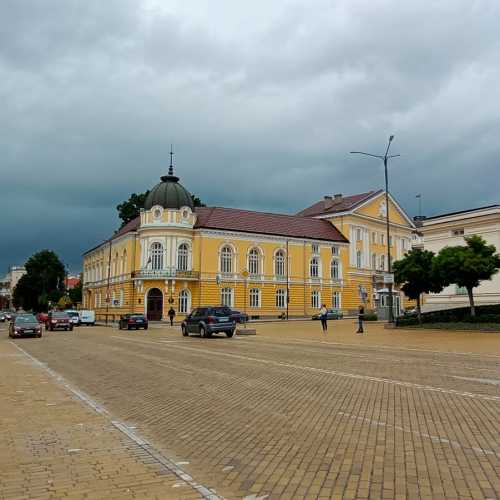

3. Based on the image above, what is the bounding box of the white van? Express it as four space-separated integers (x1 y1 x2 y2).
78 310 95 326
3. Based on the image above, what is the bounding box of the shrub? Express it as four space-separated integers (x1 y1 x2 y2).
363 313 378 321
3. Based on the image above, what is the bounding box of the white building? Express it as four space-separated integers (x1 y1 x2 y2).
0 266 26 309
421 205 500 309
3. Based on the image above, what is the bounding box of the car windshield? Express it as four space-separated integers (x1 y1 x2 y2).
15 315 37 323
130 314 145 319
52 313 68 318
66 312 79 317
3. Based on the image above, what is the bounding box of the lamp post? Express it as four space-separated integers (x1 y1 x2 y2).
350 135 400 323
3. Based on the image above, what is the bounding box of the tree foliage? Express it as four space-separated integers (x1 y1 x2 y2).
68 278 82 305
12 250 66 312
393 249 443 323
433 235 500 316
116 191 205 228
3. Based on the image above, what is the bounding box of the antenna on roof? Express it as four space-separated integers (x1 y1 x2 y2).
168 144 174 176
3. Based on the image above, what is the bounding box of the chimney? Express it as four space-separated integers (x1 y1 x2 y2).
413 215 426 227
334 193 342 200
323 195 333 209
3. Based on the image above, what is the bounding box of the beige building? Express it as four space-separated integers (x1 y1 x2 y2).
421 204 500 309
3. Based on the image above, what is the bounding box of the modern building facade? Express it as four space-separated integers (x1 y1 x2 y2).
82 165 350 321
298 191 416 314
421 205 500 309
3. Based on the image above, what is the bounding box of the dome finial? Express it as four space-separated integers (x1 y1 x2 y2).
168 144 174 176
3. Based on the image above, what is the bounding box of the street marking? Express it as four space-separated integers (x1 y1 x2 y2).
452 376 500 387
112 335 500 402
10 341 225 500
338 411 500 459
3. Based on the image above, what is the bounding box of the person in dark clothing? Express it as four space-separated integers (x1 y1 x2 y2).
357 304 364 334
168 307 176 326
319 304 328 333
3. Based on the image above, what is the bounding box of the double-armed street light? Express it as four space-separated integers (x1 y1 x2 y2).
350 135 400 323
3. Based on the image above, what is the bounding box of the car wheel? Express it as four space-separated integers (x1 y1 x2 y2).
181 325 188 337
226 329 235 338
200 326 206 338
37 333 42 338
144 325 148 330
69 326 73 331
50 325 54 331
118 323 121 330
127 325 131 330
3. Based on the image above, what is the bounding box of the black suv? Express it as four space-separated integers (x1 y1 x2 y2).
181 307 236 338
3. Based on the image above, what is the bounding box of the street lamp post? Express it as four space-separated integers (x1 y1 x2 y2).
350 135 400 323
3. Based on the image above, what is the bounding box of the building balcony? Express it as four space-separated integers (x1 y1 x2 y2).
133 268 200 281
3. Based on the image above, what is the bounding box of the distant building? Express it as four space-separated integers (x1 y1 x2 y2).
0 266 27 309
64 275 81 290
421 204 500 309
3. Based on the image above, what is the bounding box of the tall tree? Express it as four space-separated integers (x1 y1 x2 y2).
116 191 206 227
12 250 66 312
393 249 443 324
68 277 83 306
433 235 500 316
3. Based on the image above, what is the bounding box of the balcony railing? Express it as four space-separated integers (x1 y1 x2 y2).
134 268 200 280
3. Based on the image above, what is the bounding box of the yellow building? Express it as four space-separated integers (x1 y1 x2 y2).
297 191 416 315
82 165 350 321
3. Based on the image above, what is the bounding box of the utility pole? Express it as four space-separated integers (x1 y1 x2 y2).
350 135 400 323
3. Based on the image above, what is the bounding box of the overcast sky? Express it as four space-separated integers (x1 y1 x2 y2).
1 0 500 273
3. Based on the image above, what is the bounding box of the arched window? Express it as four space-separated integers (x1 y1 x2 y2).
179 289 190 313
276 289 286 308
220 246 233 274
249 288 261 308
221 287 234 307
356 250 362 269
178 244 189 271
275 250 286 278
310 257 319 277
330 259 341 280
311 290 320 309
248 248 260 276
150 242 164 270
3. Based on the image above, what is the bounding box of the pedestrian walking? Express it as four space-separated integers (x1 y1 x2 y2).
356 304 364 334
319 304 328 333
168 307 176 326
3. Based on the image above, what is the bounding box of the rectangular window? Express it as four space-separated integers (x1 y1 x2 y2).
249 288 261 308
356 228 362 241
311 290 320 309
389 236 393 246
455 285 468 295
276 289 286 308
311 244 319 254
331 246 339 256
452 229 465 237
220 288 234 307
332 291 341 309
380 233 385 245
372 232 376 244
356 250 362 269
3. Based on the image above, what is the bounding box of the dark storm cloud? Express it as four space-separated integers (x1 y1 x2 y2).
1 0 500 272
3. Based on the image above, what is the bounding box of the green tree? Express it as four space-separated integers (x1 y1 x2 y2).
433 235 500 317
12 250 66 312
393 249 443 324
68 278 82 306
116 191 205 228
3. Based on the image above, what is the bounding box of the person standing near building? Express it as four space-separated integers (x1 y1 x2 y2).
168 307 176 326
356 304 364 334
319 304 328 333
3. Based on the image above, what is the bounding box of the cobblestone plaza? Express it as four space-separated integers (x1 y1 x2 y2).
1 321 499 499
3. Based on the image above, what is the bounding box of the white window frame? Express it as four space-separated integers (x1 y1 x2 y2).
179 289 191 313
310 257 320 278
332 291 341 309
177 243 189 271
311 290 320 309
248 248 260 276
220 246 234 274
275 250 286 278
330 258 341 280
221 287 234 307
276 289 286 309
356 250 362 269
150 242 164 270
249 288 261 308
311 243 319 254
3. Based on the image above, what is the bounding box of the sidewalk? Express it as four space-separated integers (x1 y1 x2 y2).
0 340 208 500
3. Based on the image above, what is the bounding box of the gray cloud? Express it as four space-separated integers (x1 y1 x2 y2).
1 0 500 272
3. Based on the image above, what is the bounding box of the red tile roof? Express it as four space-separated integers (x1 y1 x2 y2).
297 190 382 217
194 207 348 242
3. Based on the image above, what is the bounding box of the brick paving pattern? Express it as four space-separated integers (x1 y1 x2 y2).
2 320 500 499
0 339 207 500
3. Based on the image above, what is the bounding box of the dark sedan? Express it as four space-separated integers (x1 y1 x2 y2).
312 308 343 320
118 314 148 330
9 314 43 338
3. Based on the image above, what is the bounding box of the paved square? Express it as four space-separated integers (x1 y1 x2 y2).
1 320 499 499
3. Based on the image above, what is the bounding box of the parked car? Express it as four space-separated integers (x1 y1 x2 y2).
0 311 6 322
9 314 43 338
181 306 236 338
36 312 49 324
65 310 81 326
4 311 13 321
219 306 249 324
46 312 73 331
312 308 343 320
78 310 95 326
118 314 148 330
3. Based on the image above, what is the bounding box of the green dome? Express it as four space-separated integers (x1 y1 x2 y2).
144 171 194 210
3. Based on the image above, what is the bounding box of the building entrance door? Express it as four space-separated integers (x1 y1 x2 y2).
147 288 163 321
